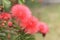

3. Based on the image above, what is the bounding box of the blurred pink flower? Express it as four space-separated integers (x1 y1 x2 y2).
0 14 2 20
1 12 11 20
38 22 49 34
11 4 32 20
20 16 39 34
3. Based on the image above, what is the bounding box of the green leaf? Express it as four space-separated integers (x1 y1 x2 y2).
0 33 8 40
18 0 25 4
3 0 11 12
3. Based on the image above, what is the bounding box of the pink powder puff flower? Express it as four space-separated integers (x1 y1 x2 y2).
38 22 49 34
20 16 39 34
11 4 32 20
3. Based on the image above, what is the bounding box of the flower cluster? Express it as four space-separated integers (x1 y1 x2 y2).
0 12 12 27
0 4 49 37
11 4 49 35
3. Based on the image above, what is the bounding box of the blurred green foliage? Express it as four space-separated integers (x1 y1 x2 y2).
3 0 11 12
25 0 41 7
0 0 41 12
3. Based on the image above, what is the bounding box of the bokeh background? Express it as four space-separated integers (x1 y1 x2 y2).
25 0 60 40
